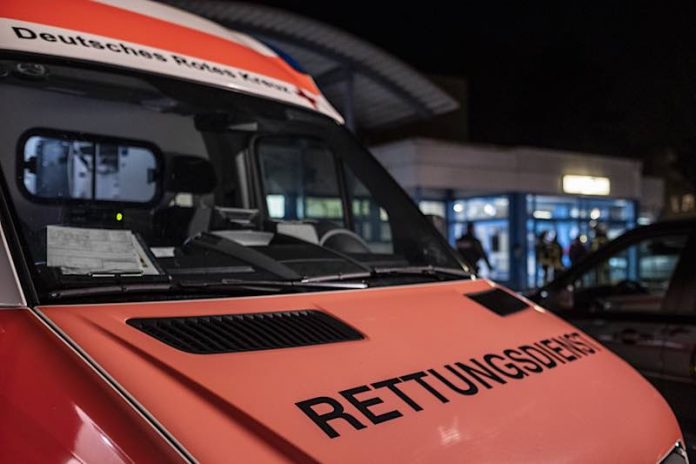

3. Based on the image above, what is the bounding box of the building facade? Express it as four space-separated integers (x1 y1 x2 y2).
373 138 664 290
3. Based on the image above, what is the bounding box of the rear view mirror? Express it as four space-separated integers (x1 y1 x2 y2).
20 130 161 204
164 154 216 194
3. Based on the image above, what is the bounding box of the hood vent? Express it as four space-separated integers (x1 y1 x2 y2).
465 288 530 316
127 310 364 354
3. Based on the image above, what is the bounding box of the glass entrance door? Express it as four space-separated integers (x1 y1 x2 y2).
449 196 511 283
525 194 636 289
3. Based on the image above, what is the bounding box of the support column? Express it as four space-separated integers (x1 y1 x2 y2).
509 193 528 290
342 69 356 131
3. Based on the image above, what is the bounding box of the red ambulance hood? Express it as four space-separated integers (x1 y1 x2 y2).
41 279 681 463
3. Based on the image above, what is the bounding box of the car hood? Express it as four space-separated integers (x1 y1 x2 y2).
40 279 681 463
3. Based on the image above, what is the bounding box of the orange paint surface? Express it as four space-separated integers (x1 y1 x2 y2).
42 280 682 463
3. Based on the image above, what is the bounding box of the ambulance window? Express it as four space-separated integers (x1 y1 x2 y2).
345 166 394 254
21 132 159 204
258 138 345 226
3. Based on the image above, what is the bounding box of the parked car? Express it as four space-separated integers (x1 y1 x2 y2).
0 0 688 462
530 218 696 460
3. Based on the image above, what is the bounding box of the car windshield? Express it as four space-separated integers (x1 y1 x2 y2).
0 57 466 302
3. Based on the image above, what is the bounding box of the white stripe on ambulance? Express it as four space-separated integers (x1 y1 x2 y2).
0 18 343 122
92 0 278 58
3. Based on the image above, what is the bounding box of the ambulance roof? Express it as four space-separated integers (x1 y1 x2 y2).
0 0 343 121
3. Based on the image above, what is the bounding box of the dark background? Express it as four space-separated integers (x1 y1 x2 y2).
256 2 696 180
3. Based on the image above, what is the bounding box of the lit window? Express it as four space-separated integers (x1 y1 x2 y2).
305 197 343 218
418 201 446 217
562 175 610 196
266 194 286 218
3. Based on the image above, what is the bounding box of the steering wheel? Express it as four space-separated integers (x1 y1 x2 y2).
320 228 372 254
614 279 649 295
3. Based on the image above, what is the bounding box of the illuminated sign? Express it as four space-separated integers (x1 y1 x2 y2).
562 175 610 196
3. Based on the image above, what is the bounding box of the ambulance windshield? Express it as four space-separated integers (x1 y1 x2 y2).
0 57 466 302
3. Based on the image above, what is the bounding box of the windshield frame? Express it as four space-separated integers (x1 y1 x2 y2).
0 52 470 306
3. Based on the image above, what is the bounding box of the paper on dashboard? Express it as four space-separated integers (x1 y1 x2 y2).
47 225 143 275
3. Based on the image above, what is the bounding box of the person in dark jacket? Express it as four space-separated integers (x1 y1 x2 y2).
456 223 492 274
569 234 588 265
535 230 550 285
591 224 611 285
548 233 564 280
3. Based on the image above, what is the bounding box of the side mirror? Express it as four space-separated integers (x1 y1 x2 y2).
549 285 575 311
536 285 575 312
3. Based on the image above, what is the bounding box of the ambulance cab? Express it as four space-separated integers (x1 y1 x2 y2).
0 1 688 462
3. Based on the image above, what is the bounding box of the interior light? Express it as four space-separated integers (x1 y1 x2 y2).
533 210 552 219
453 203 464 213
590 208 601 220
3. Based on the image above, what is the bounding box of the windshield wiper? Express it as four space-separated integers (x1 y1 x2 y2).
46 278 366 300
47 282 175 299
45 266 460 300
374 266 472 278
177 278 367 291
301 266 472 284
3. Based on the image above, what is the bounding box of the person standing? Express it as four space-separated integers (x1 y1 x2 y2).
548 233 564 279
456 223 493 274
591 224 609 252
535 230 550 286
569 234 588 265
591 224 610 285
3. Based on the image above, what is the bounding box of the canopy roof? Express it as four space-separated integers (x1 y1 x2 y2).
161 0 459 130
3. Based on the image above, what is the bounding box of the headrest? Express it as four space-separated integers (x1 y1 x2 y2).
164 154 216 194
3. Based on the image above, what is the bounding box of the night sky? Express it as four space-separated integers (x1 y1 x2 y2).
258 2 696 164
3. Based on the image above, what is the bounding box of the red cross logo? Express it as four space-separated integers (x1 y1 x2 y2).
296 87 318 109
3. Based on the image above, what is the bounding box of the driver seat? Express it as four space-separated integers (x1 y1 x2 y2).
151 154 217 246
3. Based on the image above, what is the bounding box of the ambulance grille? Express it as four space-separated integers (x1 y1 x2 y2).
465 288 530 316
127 310 364 354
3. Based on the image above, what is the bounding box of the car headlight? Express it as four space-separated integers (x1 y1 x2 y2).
659 441 689 464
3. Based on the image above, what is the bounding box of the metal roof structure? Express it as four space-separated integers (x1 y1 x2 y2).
160 0 459 131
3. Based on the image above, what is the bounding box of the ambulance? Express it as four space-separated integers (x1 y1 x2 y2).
0 1 688 462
